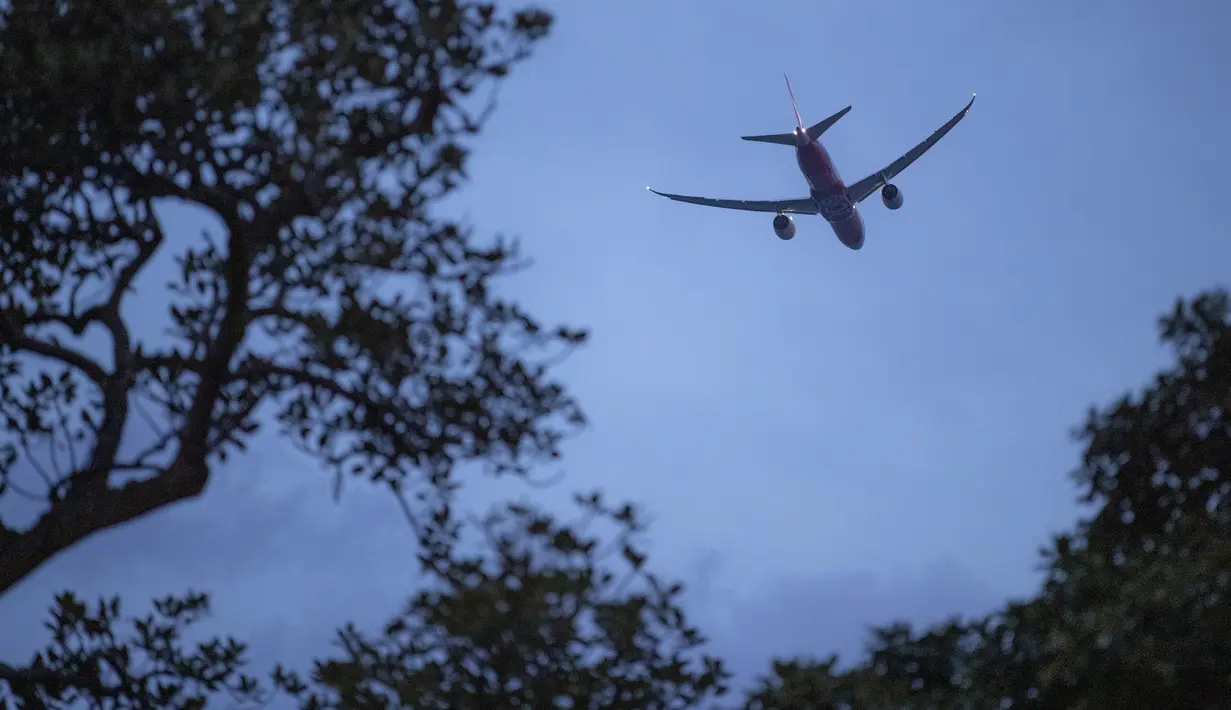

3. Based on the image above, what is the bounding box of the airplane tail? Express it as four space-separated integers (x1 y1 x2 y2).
784 74 806 133
741 104 853 146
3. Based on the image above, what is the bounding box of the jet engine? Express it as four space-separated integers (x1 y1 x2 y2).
881 184 903 210
772 213 796 240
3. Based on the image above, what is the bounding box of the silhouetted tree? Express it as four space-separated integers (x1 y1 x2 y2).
276 494 729 710
0 3 731 708
1 494 729 709
0 592 265 709
0 0 578 596
748 287 1231 710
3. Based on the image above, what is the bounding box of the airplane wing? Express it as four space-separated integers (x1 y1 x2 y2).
646 187 817 214
845 94 976 204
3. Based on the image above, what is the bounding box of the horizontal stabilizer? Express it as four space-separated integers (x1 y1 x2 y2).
741 105 852 145
739 132 795 146
805 105 852 140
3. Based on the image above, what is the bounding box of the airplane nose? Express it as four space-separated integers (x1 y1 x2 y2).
834 213 864 249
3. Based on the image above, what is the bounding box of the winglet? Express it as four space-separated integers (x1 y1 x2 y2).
784 74 805 133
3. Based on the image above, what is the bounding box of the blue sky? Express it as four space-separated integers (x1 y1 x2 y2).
3 0 1231 694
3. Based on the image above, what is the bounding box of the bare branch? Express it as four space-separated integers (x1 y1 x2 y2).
176 216 251 462
0 456 209 596
0 213 250 597
0 311 108 385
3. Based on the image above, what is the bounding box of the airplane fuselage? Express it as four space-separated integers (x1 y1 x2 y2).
795 135 865 250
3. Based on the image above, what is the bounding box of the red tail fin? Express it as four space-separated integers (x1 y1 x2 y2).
784 74 805 133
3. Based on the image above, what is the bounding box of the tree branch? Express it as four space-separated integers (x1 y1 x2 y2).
0 212 251 600
176 214 252 461
0 660 71 687
0 456 210 598
0 311 108 385
136 352 353 401
70 202 166 493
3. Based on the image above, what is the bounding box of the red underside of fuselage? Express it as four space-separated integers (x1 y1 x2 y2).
797 141 865 250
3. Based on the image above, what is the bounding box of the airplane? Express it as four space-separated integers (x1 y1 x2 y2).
647 76 975 250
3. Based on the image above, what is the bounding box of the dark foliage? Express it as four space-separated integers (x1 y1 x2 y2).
749 288 1231 710
0 0 580 596
276 493 729 709
0 3 731 709
0 592 263 710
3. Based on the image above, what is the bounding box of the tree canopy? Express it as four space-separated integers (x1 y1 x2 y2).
747 288 1231 709
0 1 730 707
2 493 729 709
0 0 581 593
